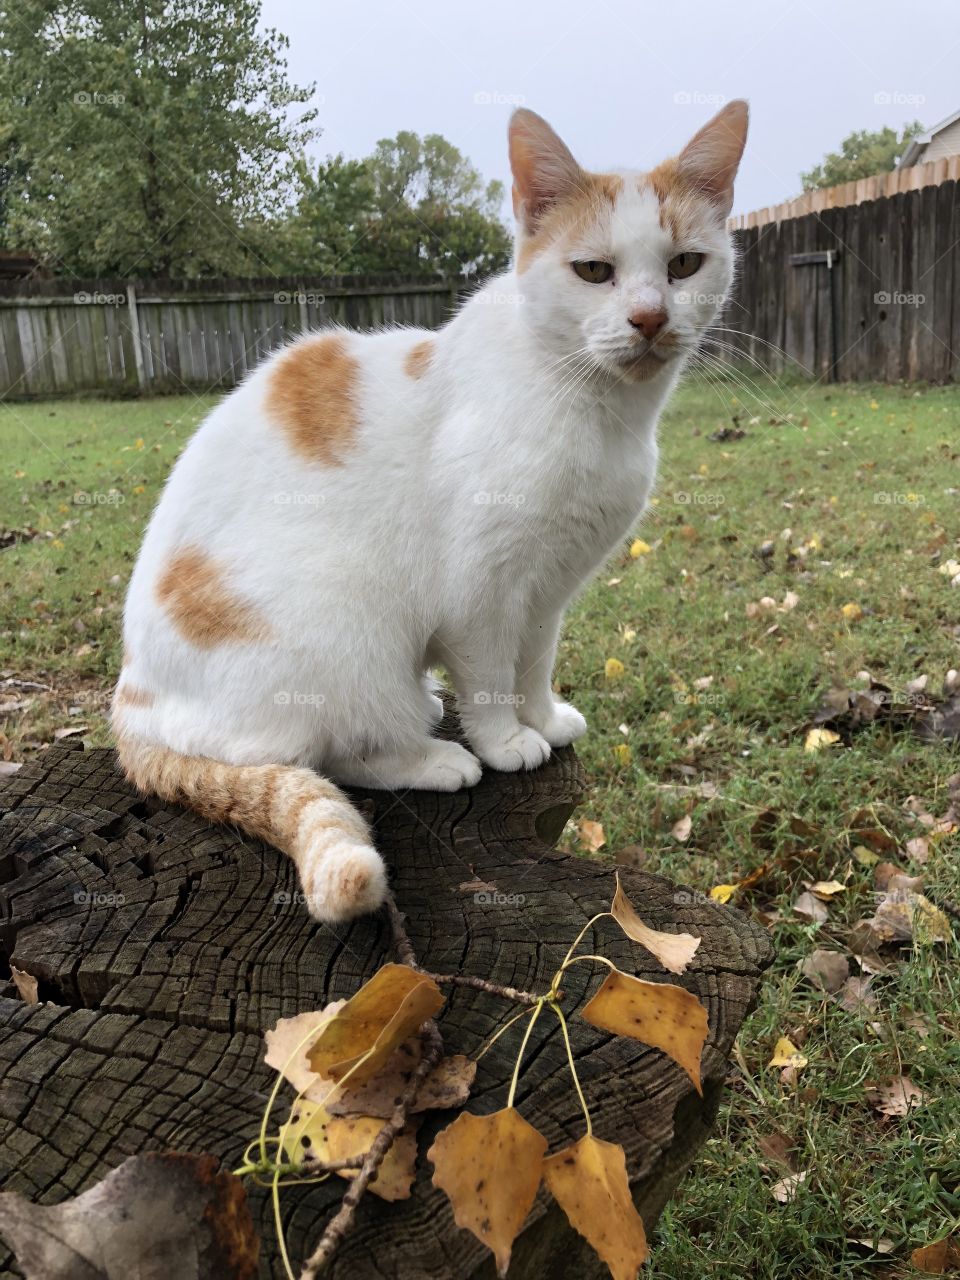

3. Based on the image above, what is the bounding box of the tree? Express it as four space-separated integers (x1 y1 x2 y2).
286 131 511 279
0 0 318 276
800 122 924 190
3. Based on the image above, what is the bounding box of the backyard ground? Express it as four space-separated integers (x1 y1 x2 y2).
1 373 959 1278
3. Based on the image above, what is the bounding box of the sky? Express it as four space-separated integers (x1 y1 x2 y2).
261 0 958 219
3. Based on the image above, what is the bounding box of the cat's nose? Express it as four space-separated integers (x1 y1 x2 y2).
628 307 668 340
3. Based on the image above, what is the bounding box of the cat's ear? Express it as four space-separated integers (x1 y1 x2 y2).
676 99 749 219
509 109 584 234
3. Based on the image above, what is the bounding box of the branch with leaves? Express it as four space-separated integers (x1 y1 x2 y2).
242 875 706 1278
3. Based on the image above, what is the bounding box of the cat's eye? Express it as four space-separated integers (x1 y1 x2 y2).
572 260 614 284
667 252 704 281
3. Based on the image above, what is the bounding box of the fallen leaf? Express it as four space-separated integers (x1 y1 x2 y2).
865 1075 924 1116
307 964 443 1085
835 976 877 1016
581 969 707 1094
710 883 737 904
801 950 849 993
328 1051 477 1118
771 1170 807 1203
459 878 497 894
264 1004 345 1102
610 874 700 975
792 891 828 923
808 879 846 901
671 814 692 842
577 818 606 853
757 1132 794 1170
10 966 39 1004
804 728 841 753
630 539 652 557
852 844 881 867
280 1100 418 1200
604 657 625 680
906 837 931 863
911 1235 960 1273
542 1136 648 1279
428 1108 547 1277
0 1152 258 1280
848 1236 895 1255
768 1037 808 1071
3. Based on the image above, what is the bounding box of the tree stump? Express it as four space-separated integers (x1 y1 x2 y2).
0 714 773 1280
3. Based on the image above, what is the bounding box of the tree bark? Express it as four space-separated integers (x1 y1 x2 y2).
0 719 772 1279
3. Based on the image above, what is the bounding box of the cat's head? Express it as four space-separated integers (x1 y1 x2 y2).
508 102 748 383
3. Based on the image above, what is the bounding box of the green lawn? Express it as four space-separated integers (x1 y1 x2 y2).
2 374 960 1277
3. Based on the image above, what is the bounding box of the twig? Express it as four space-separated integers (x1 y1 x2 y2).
298 898 445 1277
384 894 540 1005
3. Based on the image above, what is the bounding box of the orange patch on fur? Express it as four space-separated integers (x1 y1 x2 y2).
155 545 272 649
115 683 155 709
644 160 712 242
265 333 360 465
404 339 434 379
516 172 623 274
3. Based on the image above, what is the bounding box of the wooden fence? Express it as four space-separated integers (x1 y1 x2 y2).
724 180 959 383
0 275 468 399
1 180 958 397
728 154 960 230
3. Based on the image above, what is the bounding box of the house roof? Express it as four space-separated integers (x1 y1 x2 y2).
899 107 960 168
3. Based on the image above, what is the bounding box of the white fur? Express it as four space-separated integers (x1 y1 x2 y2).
119 174 738 793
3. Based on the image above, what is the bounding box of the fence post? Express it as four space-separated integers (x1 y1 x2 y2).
126 282 148 392
297 283 309 334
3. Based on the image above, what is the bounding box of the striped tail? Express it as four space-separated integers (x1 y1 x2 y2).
114 734 387 922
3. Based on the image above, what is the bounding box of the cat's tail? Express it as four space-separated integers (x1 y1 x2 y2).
114 733 387 922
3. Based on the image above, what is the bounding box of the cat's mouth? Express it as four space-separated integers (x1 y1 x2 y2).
610 341 678 382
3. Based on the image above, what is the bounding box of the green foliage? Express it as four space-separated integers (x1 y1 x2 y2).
281 132 511 278
0 0 318 276
800 122 924 190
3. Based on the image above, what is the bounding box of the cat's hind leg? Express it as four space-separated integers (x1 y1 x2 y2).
331 736 481 792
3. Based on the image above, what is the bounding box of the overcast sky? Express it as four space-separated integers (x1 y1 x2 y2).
262 0 957 219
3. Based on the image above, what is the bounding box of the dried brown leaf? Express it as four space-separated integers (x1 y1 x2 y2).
610 874 700 975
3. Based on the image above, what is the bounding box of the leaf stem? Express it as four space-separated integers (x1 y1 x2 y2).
552 1000 592 1137
506 997 544 1109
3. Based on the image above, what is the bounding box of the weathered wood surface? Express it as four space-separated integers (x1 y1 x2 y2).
0 274 468 399
0 723 773 1279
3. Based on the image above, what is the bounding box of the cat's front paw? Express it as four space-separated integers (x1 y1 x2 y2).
532 701 587 748
472 725 551 773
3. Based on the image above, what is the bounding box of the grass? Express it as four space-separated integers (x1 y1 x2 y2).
2 373 960 1276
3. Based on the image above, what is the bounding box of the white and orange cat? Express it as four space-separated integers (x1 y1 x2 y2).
114 103 748 923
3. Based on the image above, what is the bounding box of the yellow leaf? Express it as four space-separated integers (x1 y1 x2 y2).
307 964 443 1085
581 968 707 1094
577 818 606 853
611 873 700 975
604 657 625 680
133 484 145 494
629 539 651 558
612 743 632 766
710 883 737 904
428 1108 547 1277
852 845 880 867
768 1036 808 1070
841 602 863 622
264 1004 345 1102
279 1100 417 1201
804 728 840 753
542 1135 648 1279
134 437 144 450
809 879 846 900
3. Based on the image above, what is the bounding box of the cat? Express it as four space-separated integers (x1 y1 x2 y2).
113 101 748 923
